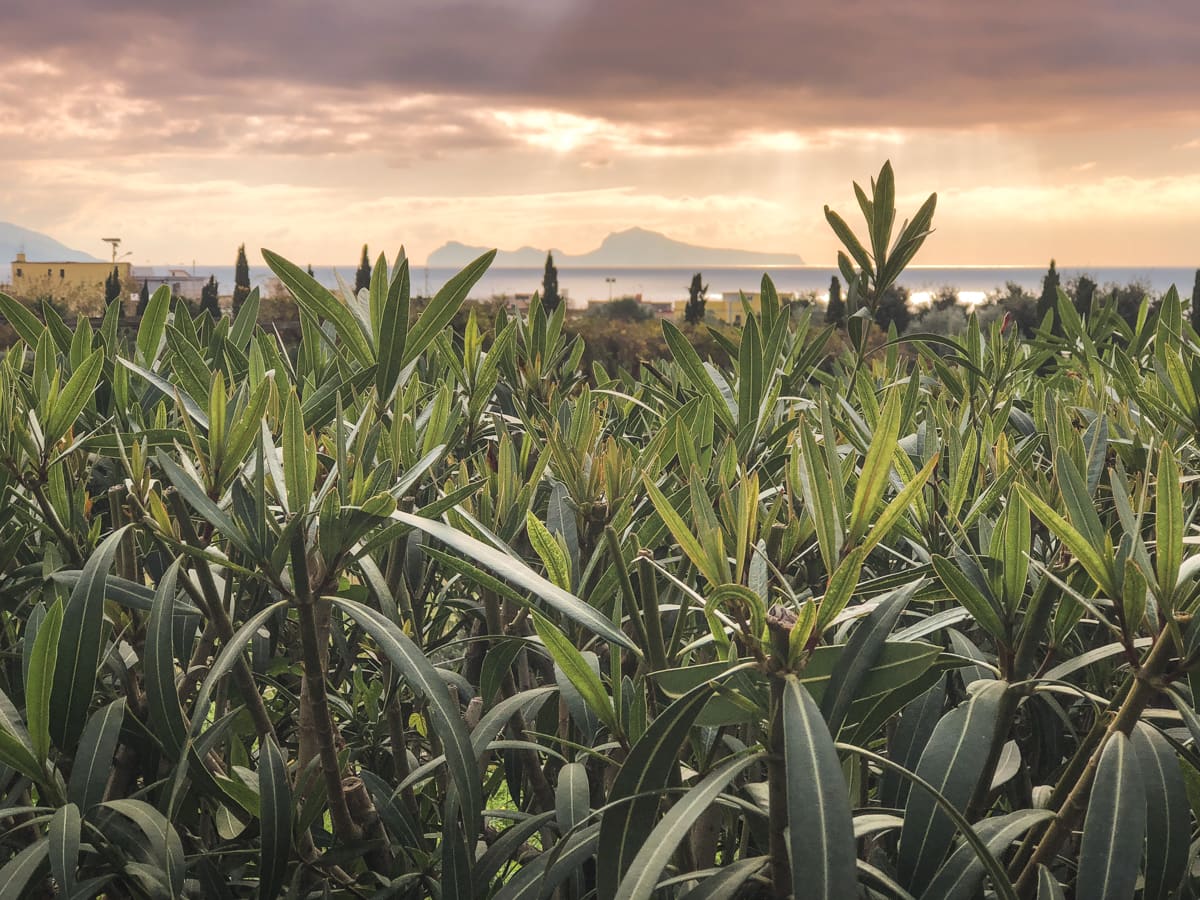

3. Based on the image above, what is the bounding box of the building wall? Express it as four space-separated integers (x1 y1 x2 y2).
9 254 133 312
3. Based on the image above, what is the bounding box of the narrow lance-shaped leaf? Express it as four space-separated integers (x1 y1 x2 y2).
783 676 858 900
50 527 128 749
26 599 63 762
258 735 292 900
1076 733 1146 900
389 510 635 650
897 680 1007 894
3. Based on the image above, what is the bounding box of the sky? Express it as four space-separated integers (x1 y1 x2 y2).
2 0 1200 268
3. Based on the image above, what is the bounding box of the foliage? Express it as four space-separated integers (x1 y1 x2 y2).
137 280 151 318
684 272 707 325
233 244 251 316
1 163 1199 900
199 275 221 319
355 244 372 295
825 274 844 325
542 251 561 312
104 266 123 307
1192 269 1200 335
1037 258 1061 335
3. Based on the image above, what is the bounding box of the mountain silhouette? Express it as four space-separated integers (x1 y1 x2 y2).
427 227 804 267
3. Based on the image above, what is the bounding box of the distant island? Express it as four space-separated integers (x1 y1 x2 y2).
426 227 805 268
0 222 100 264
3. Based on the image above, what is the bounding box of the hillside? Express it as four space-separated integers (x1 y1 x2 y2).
427 226 804 267
0 222 101 264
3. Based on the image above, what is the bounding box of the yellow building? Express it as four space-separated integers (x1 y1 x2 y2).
9 253 133 313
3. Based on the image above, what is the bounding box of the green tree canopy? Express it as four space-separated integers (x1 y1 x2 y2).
233 244 251 315
826 275 844 325
684 272 708 324
199 275 220 318
355 244 372 294
542 251 561 312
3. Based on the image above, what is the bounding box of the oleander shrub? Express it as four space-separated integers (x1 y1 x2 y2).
1 163 1199 899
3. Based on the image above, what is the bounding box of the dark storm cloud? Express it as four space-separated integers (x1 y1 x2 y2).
3 0 1199 148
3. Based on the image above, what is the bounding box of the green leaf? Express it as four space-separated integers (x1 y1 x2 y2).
375 256 411 399
783 676 858 900
258 734 292 900
157 451 255 559
897 680 1007 894
1077 733 1146 900
0 687 41 783
527 511 571 591
49 803 81 897
932 555 1007 641
67 699 126 812
389 510 635 650
282 389 311 514
1017 484 1116 597
145 559 188 759
50 527 127 750
919 809 1049 900
0 840 49 900
136 285 172 364
26 598 62 761
101 799 186 898
597 677 726 900
533 612 619 738
1036 865 1065 900
662 319 736 430
117 357 209 429
1156 449 1182 605
401 250 494 368
848 388 902 546
230 287 260 351
1131 723 1188 900
262 248 373 366
44 349 104 447
616 751 764 900
556 762 590 835
0 290 47 348
331 597 481 835
820 579 923 736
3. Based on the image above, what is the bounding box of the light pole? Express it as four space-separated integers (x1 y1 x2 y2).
605 276 616 302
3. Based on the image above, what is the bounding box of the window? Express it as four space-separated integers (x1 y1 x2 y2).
14 268 21 277
60 269 65 278
47 268 52 276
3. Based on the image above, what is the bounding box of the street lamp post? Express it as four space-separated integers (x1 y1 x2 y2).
605 276 616 302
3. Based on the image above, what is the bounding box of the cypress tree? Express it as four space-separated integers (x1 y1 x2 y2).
1037 259 1061 335
826 275 844 325
542 252 561 312
136 280 150 316
105 267 122 306
200 275 220 318
233 244 251 316
355 245 372 293
684 272 708 324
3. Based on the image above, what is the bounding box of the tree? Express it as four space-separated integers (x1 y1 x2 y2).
873 285 912 334
233 244 251 316
355 245 371 294
307 264 315 278
930 285 960 311
684 272 708 325
1069 274 1097 317
1037 259 1061 335
105 266 122 307
200 275 220 319
1191 269 1200 335
136 280 150 317
542 252 561 312
825 276 844 325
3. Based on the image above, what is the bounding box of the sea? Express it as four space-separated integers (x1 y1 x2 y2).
158 264 1199 308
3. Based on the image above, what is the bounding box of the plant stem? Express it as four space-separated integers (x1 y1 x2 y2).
292 528 361 843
